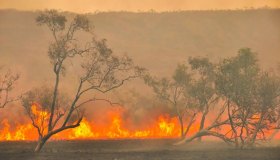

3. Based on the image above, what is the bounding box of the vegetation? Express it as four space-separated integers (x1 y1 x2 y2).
0 9 279 153
146 48 280 148
21 10 144 152
144 64 195 139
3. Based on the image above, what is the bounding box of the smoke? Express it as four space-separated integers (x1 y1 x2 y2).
82 89 175 131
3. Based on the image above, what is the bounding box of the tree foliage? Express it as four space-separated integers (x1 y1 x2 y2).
22 10 144 152
148 48 280 148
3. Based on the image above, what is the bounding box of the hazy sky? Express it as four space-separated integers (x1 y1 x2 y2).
0 0 279 12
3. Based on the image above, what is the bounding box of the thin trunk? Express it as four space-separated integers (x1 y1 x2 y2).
227 100 239 148
239 125 245 149
183 113 197 137
198 109 207 142
250 111 265 146
174 103 184 139
62 79 83 127
48 71 60 132
239 108 250 149
178 115 184 139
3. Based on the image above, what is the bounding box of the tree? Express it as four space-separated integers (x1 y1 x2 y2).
144 64 197 139
215 48 280 148
21 86 70 140
188 57 218 141
175 58 232 145
22 10 144 152
247 71 280 147
176 48 280 148
0 68 19 108
215 48 260 148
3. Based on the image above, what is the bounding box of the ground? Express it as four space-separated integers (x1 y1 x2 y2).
0 139 280 160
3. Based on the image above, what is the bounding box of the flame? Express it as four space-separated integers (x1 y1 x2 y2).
62 114 181 140
0 105 182 141
0 104 279 141
0 119 34 141
69 120 97 139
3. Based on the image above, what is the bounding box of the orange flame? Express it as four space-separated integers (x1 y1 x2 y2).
1 104 279 141
0 105 182 141
63 114 181 140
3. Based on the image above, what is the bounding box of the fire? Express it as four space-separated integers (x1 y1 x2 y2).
0 119 34 141
1 104 279 141
69 120 97 139
62 114 181 140
0 105 182 141
158 116 176 136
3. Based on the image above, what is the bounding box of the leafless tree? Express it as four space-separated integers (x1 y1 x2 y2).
0 68 19 108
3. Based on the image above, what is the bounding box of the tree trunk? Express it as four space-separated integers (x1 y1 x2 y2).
34 138 47 153
198 112 206 142
48 71 60 132
250 111 265 147
227 101 239 148
175 129 233 145
178 115 184 139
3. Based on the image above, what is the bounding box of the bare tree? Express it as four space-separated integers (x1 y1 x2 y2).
22 10 144 152
0 68 19 108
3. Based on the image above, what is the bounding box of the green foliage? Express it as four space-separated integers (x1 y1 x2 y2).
172 64 191 86
216 48 259 107
188 57 217 110
255 72 280 121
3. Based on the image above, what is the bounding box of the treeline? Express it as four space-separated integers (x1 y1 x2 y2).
145 48 280 148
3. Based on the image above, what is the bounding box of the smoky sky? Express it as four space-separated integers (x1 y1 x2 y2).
0 0 279 12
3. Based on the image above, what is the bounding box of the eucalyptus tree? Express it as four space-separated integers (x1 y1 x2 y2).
144 64 197 139
22 10 144 152
175 58 232 145
248 71 280 146
215 48 260 148
176 48 280 147
215 48 280 148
